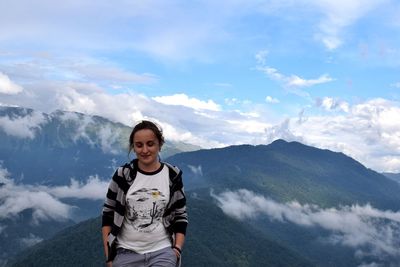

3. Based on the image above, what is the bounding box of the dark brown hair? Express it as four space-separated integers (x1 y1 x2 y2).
129 120 165 151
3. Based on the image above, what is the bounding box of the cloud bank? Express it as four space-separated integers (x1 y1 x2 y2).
0 109 47 139
0 166 108 223
212 189 400 265
1 72 400 172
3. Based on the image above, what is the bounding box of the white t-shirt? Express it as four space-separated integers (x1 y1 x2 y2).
117 164 172 254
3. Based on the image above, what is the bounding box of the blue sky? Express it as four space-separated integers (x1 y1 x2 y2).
1 0 400 172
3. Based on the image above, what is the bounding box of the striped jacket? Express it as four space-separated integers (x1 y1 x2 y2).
102 159 188 261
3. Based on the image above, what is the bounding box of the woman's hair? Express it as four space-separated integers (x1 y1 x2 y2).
129 120 165 150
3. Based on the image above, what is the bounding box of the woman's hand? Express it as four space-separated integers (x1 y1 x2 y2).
172 246 182 259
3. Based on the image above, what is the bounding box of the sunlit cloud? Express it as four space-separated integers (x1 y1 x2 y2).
259 98 400 172
0 72 23 94
316 97 350 112
212 189 400 264
287 74 333 88
257 65 334 89
255 50 334 90
153 93 221 111
2 81 400 172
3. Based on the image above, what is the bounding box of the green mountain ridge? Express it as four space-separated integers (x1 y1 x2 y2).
8 194 314 267
7 140 400 266
169 140 400 210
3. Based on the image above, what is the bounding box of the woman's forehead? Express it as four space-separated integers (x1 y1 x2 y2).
134 129 157 141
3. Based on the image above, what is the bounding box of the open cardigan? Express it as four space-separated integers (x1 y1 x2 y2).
102 159 188 262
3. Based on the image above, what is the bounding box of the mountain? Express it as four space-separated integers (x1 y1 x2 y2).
8 140 400 266
3 107 400 266
166 140 400 266
0 209 75 267
0 106 201 266
0 106 200 186
383 172 400 184
168 140 400 210
8 193 314 267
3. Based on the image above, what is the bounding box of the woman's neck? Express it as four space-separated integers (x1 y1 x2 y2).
137 160 161 173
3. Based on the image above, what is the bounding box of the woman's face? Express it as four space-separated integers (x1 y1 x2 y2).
133 129 161 171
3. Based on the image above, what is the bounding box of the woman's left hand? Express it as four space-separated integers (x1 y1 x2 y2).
172 246 181 259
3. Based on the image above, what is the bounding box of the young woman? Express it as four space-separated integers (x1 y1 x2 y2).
102 120 188 267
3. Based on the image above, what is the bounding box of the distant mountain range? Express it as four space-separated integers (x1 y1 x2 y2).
2 106 400 266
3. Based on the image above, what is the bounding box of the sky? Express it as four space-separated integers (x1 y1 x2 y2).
1 0 400 172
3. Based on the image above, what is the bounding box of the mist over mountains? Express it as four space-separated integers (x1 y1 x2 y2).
1 106 400 266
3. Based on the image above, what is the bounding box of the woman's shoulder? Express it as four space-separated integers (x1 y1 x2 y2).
113 159 138 176
162 161 181 175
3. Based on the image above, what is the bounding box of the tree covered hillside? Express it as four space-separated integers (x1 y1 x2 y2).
8 194 314 267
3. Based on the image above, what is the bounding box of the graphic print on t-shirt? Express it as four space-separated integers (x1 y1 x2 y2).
125 188 168 233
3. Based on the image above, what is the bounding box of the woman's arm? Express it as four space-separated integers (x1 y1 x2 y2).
102 226 112 266
173 232 185 258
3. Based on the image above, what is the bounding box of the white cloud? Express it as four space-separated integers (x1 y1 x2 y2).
0 177 72 223
153 94 221 111
255 52 334 91
258 65 334 89
317 97 350 112
3 73 400 172
287 74 334 88
221 98 399 173
0 109 47 139
265 96 280 104
0 166 108 223
1 49 400 172
313 0 386 50
263 118 303 144
19 234 43 248
255 50 269 66
44 176 108 200
0 72 23 94
188 165 203 176
2 72 400 171
212 189 400 264
56 112 126 154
